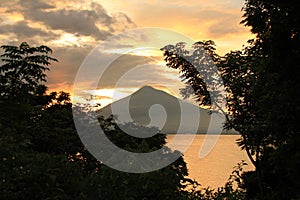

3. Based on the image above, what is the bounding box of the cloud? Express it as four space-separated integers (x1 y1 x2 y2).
47 46 92 86
198 9 245 38
0 21 58 41
0 0 251 98
0 0 138 94
19 1 135 40
103 0 250 45
65 48 182 91
19 0 55 10
0 0 136 43
81 53 156 88
207 18 243 37
47 49 173 93
22 7 109 40
109 63 182 88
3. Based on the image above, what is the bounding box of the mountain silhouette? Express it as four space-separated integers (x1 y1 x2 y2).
99 86 235 134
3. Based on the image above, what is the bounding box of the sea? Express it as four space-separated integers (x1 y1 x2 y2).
166 134 254 189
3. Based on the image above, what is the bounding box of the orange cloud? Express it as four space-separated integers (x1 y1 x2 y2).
0 0 253 100
97 0 253 54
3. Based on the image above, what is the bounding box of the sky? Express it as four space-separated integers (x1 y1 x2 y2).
0 0 252 107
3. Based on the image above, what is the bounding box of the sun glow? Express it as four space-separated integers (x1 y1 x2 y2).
51 33 95 47
80 88 135 107
52 33 78 46
128 48 162 57
71 84 182 108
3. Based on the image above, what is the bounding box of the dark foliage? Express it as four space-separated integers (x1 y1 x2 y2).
0 42 194 200
161 0 300 199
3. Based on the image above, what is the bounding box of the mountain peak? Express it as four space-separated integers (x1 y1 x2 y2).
138 85 157 91
99 85 235 134
134 85 172 98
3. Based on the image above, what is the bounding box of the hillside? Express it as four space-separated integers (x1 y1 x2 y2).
98 86 236 134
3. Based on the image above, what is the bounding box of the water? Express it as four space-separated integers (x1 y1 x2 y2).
166 135 254 188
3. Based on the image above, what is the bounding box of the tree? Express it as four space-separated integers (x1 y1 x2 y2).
239 0 300 198
76 111 193 199
1 42 195 200
0 42 57 102
0 42 91 200
161 0 300 198
0 42 58 135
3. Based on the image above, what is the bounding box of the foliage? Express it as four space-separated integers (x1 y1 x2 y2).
0 42 195 200
75 111 192 199
0 145 88 200
161 0 300 199
0 42 57 102
240 1 300 198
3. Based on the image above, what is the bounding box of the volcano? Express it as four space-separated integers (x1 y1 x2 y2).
98 86 235 134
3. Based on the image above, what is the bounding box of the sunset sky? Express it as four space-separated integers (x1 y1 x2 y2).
0 0 252 107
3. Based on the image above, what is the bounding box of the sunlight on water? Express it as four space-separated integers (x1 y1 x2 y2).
166 135 254 188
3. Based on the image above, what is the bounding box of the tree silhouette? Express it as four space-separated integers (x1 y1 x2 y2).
0 42 196 200
161 0 300 198
0 42 57 102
